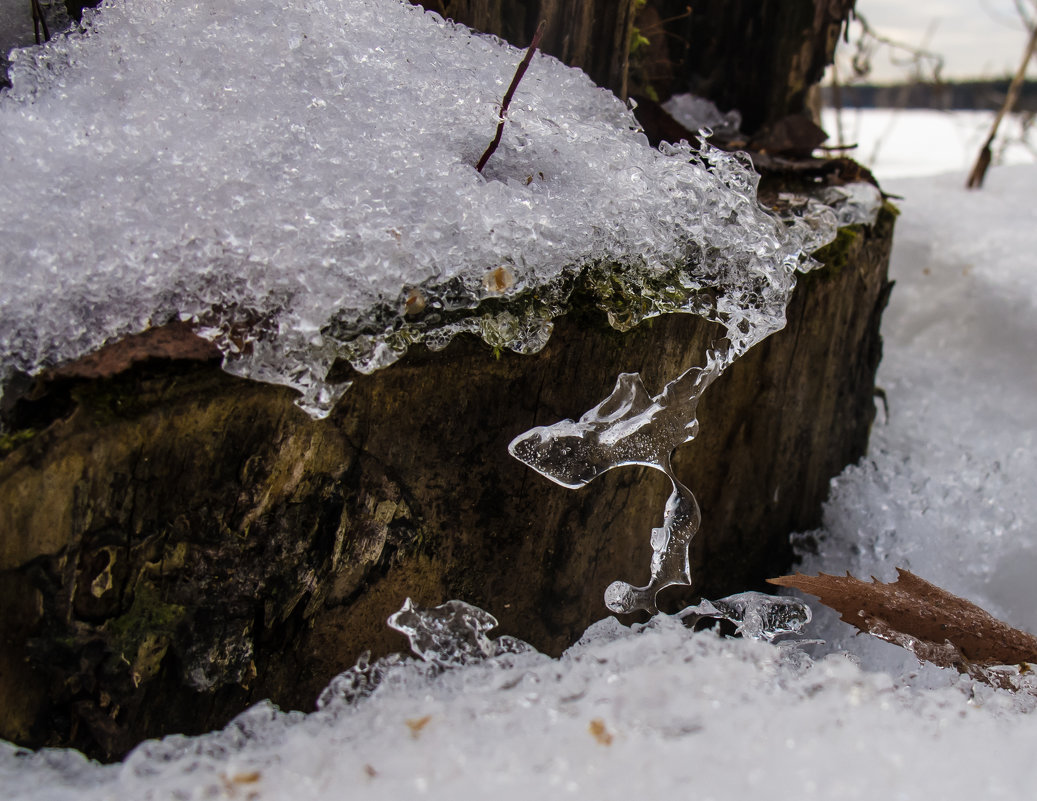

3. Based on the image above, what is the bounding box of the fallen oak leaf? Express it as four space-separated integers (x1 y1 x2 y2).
768 568 1037 687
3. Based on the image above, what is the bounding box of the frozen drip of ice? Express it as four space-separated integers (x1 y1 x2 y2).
317 597 534 711
511 352 728 614
389 597 518 668
507 146 837 611
677 591 812 641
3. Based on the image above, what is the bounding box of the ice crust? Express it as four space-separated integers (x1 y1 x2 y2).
0 0 823 417
7 608 1037 801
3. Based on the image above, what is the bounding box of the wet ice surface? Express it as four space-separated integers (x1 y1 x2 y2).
677 591 812 642
510 360 721 613
0 0 819 417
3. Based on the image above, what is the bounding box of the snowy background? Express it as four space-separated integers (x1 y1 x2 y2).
3 1 1037 798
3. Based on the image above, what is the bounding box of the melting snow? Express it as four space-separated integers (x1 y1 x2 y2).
0 0 820 417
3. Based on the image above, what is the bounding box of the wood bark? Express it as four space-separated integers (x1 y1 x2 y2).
647 0 856 133
0 207 894 759
412 0 639 98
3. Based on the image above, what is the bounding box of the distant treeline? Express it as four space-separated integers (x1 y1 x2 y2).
822 80 1037 112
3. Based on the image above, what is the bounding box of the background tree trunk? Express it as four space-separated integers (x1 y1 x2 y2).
415 0 856 132
413 0 639 99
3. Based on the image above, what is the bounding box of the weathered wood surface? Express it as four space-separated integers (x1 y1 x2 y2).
0 207 894 758
652 0 856 133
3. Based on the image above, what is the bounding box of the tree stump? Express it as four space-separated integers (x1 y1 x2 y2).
0 206 894 759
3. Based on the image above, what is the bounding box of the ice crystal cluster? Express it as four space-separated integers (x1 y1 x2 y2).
1 0 827 416
7 597 1036 801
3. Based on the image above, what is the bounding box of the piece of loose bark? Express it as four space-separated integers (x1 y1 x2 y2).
769 568 1037 684
43 321 221 381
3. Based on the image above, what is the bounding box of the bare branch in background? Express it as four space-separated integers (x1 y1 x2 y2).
847 10 944 84
967 21 1037 188
828 11 944 152
1013 0 1037 31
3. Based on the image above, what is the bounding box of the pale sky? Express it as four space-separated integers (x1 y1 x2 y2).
853 0 1037 82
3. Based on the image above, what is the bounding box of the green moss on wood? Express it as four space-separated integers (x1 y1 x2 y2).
0 428 37 456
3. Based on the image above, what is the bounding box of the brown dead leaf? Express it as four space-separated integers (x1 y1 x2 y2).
588 718 613 746
219 770 262 799
769 568 1037 684
406 715 432 738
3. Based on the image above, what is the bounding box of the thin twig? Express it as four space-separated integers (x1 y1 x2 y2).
849 11 944 83
31 0 52 45
476 20 547 174
966 21 1037 189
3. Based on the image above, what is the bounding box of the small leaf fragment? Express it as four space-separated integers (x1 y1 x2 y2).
588 718 613 746
406 714 432 738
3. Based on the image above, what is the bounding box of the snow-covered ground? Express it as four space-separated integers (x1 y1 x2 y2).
822 106 1036 181
5 164 1037 798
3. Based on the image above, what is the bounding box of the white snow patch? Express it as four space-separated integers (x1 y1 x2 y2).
0 0 812 416
822 107 1037 181
5 617 1037 801
795 165 1037 674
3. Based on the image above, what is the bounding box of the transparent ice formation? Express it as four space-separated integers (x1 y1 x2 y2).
511 352 728 614
317 597 534 711
677 591 812 641
508 187 835 613
813 182 885 227
387 597 533 668
662 93 743 139
0 0 828 417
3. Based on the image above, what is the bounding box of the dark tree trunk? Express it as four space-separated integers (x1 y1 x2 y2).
654 0 855 133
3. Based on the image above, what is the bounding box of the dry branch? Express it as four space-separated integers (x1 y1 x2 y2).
476 20 546 174
967 21 1037 189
